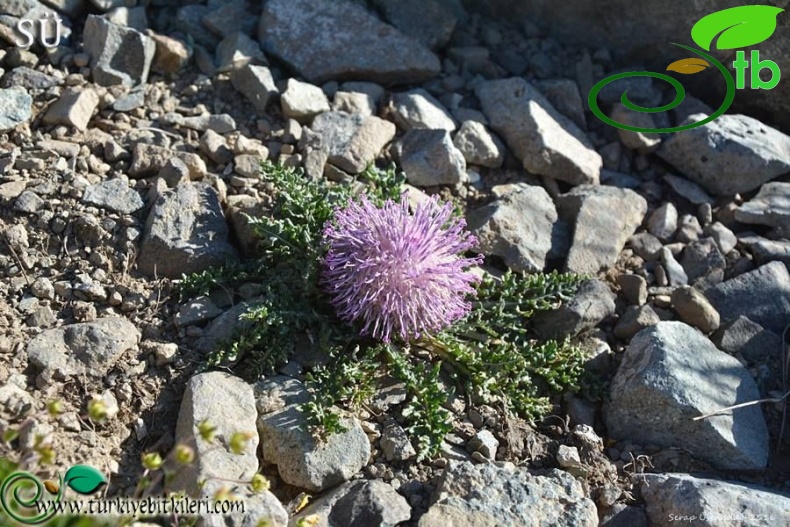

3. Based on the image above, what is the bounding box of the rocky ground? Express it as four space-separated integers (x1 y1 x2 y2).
1 0 790 526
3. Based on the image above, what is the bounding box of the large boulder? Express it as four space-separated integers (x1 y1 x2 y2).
258 0 440 84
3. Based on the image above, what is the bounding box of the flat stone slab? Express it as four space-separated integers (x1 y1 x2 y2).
467 183 558 273
419 461 597 527
27 317 141 381
476 77 601 186
703 261 790 334
557 185 647 274
604 321 769 470
657 114 790 196
641 473 790 527
258 0 440 84
734 182 790 231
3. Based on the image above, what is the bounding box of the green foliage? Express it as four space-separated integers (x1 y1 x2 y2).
385 346 453 461
191 161 404 376
303 345 380 437
429 271 588 420
181 161 594 460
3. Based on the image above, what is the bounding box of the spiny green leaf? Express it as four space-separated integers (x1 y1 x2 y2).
63 465 106 495
691 5 784 51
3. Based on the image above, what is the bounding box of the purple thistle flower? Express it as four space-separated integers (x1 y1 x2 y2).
321 193 483 343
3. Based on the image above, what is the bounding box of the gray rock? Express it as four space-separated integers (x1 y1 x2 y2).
676 213 703 244
327 480 412 527
230 64 278 114
599 504 649 527
610 103 661 151
255 376 311 414
418 462 597 527
393 129 465 187
27 317 140 381
534 78 586 131
476 78 601 186
202 0 257 39
36 139 79 158
380 421 416 462
175 4 220 50
604 321 769 470
640 473 790 527
89 0 125 11
3 223 29 250
129 143 206 180
112 90 145 112
157 158 190 188
452 120 504 168
711 316 782 363
180 114 236 134
532 279 616 339
671 286 720 334
82 178 144 214
373 0 456 50
174 297 224 327
337 82 384 113
704 261 790 333
200 488 287 527
333 91 376 116
0 384 35 418
627 232 662 261
104 6 148 31
613 304 661 341
617 274 647 306
467 183 557 272
172 372 288 527
292 480 410 527
42 87 99 131
200 129 233 165
663 174 714 205
257 378 369 492
468 430 499 460
280 79 330 123
734 182 790 231
660 247 688 286
195 301 259 356
83 14 155 87
149 33 192 74
13 190 45 213
170 372 258 496
680 238 725 284
226 194 267 256
0 87 32 132
215 31 265 73
657 114 790 196
704 222 737 255
137 182 238 278
40 0 83 18
557 185 647 274
738 234 790 266
647 202 677 241
258 0 440 84
311 111 396 174
391 88 456 132
1 67 61 90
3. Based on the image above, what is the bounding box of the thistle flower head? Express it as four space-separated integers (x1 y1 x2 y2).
321 193 483 342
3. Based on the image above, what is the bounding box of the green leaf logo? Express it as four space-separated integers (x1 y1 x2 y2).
63 465 106 495
691 5 784 51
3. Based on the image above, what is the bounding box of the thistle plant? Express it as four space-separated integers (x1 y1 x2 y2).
322 194 483 342
180 162 594 459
